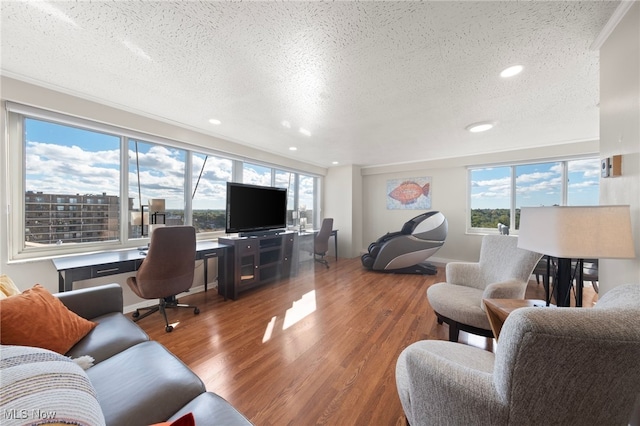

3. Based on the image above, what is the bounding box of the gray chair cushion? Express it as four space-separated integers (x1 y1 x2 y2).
87 341 205 425
65 312 148 365
427 283 489 329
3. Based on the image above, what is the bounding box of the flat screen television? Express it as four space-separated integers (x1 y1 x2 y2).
225 182 288 236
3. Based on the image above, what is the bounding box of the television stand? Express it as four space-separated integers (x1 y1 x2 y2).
239 228 285 238
219 231 296 299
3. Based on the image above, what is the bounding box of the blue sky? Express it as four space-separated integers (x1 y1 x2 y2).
25 118 121 196
25 118 315 211
470 159 600 209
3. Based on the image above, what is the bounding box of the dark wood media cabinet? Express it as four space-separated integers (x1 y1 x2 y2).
219 232 297 299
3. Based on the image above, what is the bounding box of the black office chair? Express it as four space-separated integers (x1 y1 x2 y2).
314 218 334 268
127 226 199 332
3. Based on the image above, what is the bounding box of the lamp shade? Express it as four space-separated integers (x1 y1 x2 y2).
518 205 636 259
149 198 165 213
129 211 149 226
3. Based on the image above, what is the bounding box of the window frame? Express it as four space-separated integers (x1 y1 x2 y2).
6 102 321 262
467 156 600 235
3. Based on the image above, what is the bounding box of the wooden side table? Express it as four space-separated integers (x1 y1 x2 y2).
483 299 548 341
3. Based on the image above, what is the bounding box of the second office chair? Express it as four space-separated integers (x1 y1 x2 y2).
314 218 334 268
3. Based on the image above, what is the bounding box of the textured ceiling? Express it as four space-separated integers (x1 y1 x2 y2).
0 1 619 168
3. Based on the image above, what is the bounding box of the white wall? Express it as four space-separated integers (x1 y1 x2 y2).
361 163 476 263
360 141 600 263
599 2 640 294
325 165 362 258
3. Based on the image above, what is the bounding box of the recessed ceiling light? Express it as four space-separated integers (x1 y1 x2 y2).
281 120 291 128
466 122 494 133
299 128 311 137
332 161 339 165
289 147 298 151
208 118 221 125
500 65 523 78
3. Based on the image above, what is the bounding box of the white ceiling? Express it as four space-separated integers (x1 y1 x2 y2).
0 1 620 168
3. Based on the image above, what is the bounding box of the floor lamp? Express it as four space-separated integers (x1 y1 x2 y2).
518 205 635 307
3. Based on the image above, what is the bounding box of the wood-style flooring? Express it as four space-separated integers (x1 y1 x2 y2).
136 257 596 426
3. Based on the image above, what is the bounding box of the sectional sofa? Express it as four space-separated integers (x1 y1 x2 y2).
0 283 252 426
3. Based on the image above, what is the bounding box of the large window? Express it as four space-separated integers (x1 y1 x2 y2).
274 170 297 226
469 166 512 229
242 163 318 228
298 174 316 229
128 139 186 238
469 158 600 232
567 158 601 205
243 162 271 186
24 117 121 247
7 103 320 260
191 153 232 233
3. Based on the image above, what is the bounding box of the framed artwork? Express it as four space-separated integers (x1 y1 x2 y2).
387 177 431 210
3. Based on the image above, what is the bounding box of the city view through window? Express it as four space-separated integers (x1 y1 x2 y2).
24 118 121 246
22 116 316 249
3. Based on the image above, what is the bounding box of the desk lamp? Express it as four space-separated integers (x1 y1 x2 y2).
149 198 166 225
518 205 635 307
130 210 149 238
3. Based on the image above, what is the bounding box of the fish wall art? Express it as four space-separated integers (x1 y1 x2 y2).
387 177 432 210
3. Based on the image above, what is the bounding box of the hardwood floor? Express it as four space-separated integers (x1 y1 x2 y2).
136 257 596 425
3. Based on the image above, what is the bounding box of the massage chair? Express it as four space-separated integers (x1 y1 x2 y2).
361 211 447 275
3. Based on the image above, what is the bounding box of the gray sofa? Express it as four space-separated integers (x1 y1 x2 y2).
56 283 251 426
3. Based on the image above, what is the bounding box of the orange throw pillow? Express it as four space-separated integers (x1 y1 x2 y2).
0 284 96 354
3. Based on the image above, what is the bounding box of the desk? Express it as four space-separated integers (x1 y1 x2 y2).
482 299 549 340
297 229 338 261
52 241 230 297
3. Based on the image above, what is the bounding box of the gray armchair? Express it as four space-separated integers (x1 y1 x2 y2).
397 284 640 426
427 235 542 341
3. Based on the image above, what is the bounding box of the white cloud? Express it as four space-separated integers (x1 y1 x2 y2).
26 142 120 194
569 180 599 189
516 171 557 184
472 177 510 188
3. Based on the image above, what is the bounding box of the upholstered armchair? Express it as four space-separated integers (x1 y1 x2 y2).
427 235 542 341
397 284 640 426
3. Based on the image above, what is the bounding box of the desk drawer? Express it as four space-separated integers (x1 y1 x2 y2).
199 250 221 260
66 267 93 283
90 261 138 278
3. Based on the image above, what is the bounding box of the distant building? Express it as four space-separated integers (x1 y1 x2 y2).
25 191 127 245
